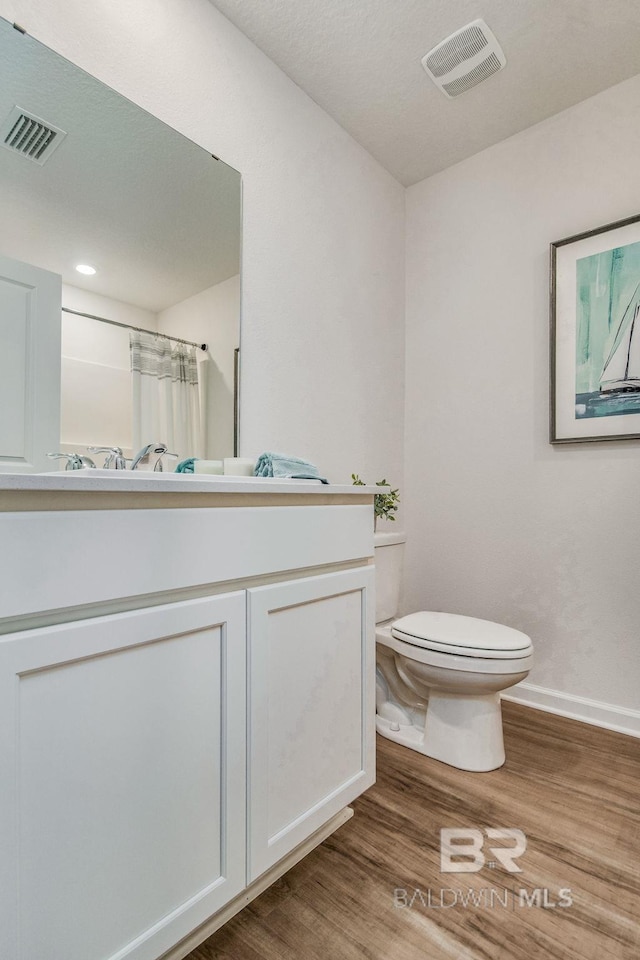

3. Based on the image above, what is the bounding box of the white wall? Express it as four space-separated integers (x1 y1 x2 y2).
405 74 640 725
1 0 405 487
158 275 239 458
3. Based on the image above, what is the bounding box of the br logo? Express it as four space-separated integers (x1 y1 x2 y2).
440 828 527 874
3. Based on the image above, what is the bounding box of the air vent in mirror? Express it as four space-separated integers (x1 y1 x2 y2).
1 106 67 164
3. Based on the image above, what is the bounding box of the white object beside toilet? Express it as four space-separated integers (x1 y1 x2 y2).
374 532 532 772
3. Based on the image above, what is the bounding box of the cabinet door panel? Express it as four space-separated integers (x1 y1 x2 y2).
248 567 375 880
0 253 61 472
0 594 246 960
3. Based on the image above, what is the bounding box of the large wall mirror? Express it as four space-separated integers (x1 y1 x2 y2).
0 17 241 472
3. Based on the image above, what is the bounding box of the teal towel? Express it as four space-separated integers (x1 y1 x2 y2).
175 457 197 473
254 452 328 484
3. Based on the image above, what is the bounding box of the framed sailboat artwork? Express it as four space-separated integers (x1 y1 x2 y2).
551 213 640 442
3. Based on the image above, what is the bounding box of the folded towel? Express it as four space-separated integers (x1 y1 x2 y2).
254 452 328 484
175 457 197 473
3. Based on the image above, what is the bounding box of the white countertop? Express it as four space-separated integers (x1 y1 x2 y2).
0 471 379 496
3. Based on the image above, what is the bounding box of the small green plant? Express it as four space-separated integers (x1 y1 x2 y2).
351 474 400 524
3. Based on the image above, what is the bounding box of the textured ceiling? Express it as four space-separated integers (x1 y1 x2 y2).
209 0 640 186
0 19 241 312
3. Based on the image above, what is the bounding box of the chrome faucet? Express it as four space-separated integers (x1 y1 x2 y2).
88 446 127 469
131 442 178 471
47 452 96 470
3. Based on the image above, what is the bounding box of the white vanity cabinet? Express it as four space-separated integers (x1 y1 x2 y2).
0 593 247 960
247 567 375 880
0 484 375 960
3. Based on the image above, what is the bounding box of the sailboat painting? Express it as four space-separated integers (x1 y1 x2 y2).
575 239 640 419
551 214 640 442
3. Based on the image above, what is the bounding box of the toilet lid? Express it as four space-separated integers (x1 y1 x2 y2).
391 611 532 658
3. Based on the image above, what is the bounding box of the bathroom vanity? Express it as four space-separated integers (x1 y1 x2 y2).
0 475 375 960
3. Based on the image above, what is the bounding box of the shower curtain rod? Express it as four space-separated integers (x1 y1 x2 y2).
61 306 208 351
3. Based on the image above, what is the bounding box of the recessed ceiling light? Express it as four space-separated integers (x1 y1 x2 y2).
75 263 96 275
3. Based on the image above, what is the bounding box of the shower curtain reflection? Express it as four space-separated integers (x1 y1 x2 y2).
130 331 203 465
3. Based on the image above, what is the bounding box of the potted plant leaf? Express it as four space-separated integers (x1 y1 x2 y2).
351 474 400 529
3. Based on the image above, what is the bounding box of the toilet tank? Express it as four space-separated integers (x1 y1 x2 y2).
373 531 406 623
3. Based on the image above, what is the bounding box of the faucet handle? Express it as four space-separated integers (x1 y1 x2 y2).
47 453 96 470
88 446 127 469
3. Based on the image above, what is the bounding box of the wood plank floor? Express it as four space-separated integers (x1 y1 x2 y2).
189 702 640 960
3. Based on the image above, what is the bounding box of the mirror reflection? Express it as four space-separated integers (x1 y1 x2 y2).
0 18 241 471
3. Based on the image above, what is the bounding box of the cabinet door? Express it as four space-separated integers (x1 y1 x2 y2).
0 253 61 473
0 594 246 960
247 567 375 880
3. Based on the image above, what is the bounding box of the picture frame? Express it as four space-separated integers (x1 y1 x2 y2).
550 213 640 443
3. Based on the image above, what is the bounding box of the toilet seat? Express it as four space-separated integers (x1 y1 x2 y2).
391 611 533 660
376 622 533 674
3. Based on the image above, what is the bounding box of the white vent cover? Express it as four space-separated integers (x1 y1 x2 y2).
421 20 506 98
0 106 67 164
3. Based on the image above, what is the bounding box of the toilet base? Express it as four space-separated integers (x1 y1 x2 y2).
376 690 506 772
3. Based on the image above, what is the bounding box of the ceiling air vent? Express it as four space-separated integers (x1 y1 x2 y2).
0 106 67 164
421 20 506 99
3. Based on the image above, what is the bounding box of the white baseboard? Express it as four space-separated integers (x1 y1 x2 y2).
502 681 640 739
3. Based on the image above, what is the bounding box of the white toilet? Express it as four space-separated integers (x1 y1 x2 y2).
374 532 533 772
